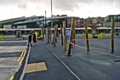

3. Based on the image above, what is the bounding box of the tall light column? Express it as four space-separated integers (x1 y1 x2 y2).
50 0 53 41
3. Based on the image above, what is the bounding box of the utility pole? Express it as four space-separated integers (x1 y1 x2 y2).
45 10 46 26
50 0 53 41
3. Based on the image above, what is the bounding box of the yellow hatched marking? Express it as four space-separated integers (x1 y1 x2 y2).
25 62 47 73
25 63 36 73
36 62 47 71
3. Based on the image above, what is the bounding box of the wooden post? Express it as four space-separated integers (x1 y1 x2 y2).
60 24 63 45
63 21 67 51
53 24 58 47
73 18 77 44
73 28 76 44
56 25 58 43
47 27 50 43
111 16 114 53
84 19 90 51
48 27 50 42
70 28 75 47
70 18 76 45
42 28 44 41
49 27 52 41
67 17 75 56
52 25 55 45
53 25 56 46
49 27 51 41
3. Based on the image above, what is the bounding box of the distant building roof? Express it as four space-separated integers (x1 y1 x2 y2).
0 17 26 24
14 16 71 25
0 16 44 24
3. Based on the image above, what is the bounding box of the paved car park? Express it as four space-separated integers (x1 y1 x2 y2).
1 36 120 80
14 37 120 80
0 41 27 80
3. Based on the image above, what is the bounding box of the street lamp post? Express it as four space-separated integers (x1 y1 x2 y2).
45 10 46 27
50 0 53 41
43 10 46 42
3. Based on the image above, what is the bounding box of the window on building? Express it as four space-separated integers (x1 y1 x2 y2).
118 16 120 19
77 20 80 22
114 15 117 19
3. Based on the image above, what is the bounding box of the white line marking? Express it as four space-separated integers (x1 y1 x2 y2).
19 47 31 80
45 44 81 80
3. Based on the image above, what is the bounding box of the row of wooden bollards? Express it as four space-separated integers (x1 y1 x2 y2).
45 16 115 57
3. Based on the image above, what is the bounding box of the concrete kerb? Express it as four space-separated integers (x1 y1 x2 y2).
9 45 28 80
19 46 31 80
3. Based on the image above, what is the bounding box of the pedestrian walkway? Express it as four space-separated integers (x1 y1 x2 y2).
16 39 120 80
23 41 78 80
0 40 27 80
45 40 120 80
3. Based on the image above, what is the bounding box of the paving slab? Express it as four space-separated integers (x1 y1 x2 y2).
0 40 27 80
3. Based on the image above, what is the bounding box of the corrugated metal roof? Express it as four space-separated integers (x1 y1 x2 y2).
0 16 44 24
0 17 26 24
14 16 72 25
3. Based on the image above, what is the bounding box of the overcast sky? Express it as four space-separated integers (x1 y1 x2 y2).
0 0 120 20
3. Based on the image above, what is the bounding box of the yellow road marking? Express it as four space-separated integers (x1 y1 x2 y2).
19 50 27 64
17 49 26 62
36 62 47 71
0 28 2 31
10 47 28 80
25 62 47 73
25 63 36 73
9 75 14 80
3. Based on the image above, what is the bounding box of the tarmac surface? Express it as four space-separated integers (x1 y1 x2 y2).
15 36 120 80
17 41 78 80
0 40 27 80
1 36 120 80
45 38 120 80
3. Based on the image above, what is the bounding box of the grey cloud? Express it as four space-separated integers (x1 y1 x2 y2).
52 0 93 11
17 4 27 9
28 0 49 5
0 0 23 5
114 0 120 9
92 0 119 7
0 0 92 11
0 0 120 10
94 0 120 9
